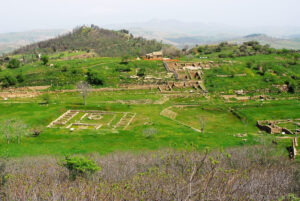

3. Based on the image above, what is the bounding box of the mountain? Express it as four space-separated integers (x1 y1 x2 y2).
288 34 300 42
104 20 300 49
13 26 165 57
228 34 300 50
0 29 66 54
104 19 240 47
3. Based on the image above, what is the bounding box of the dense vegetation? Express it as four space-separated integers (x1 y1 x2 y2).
13 25 164 57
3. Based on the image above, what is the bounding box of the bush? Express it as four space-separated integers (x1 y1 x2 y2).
87 70 104 85
1 74 17 88
41 93 51 104
218 54 227 58
115 66 131 72
32 128 42 137
120 56 130 64
215 47 222 52
197 46 204 53
286 80 297 93
16 73 25 83
41 55 49 65
61 156 100 180
137 68 146 77
246 61 253 68
7 59 20 69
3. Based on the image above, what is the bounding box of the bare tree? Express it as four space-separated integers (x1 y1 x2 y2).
199 116 206 133
76 81 91 106
0 119 28 144
162 46 181 58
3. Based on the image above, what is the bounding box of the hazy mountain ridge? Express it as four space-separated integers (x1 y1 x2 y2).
0 29 66 54
228 34 300 49
2 19 300 54
104 20 300 49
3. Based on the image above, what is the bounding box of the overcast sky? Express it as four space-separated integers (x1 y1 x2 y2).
1 0 299 33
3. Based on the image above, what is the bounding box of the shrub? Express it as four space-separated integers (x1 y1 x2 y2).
32 128 42 137
7 59 20 69
41 93 51 104
197 46 204 53
1 74 17 88
87 70 104 85
41 55 49 65
218 54 227 58
120 56 130 64
61 156 100 180
246 61 253 68
16 73 25 83
286 80 297 93
115 66 131 72
61 66 68 72
137 68 146 77
215 47 222 52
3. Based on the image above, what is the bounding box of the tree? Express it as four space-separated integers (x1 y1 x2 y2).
199 116 206 133
182 45 189 55
7 58 20 69
76 81 91 105
0 119 28 144
162 46 181 58
41 55 49 65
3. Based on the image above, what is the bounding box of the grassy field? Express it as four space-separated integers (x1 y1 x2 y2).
0 89 298 157
0 43 299 158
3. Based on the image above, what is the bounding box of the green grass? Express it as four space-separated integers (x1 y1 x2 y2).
0 89 298 157
0 46 299 158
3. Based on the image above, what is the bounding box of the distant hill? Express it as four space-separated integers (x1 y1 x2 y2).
288 34 300 42
13 26 165 57
104 19 300 49
228 34 300 50
0 29 66 54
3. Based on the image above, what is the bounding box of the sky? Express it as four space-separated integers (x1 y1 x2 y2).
0 0 300 33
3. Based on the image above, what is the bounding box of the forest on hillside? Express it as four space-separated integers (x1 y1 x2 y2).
13 26 165 57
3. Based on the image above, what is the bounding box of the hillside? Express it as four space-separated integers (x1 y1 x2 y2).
0 29 65 54
13 26 164 57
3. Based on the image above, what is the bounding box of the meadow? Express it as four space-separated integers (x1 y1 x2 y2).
0 88 298 157
0 42 299 159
